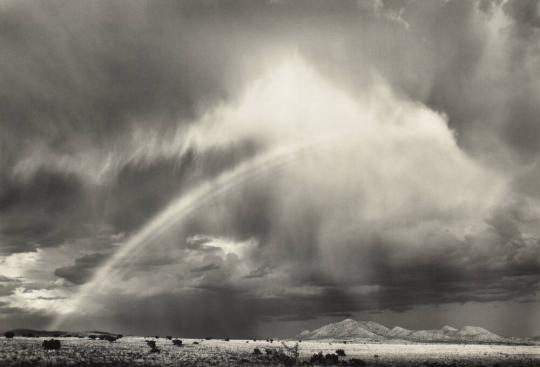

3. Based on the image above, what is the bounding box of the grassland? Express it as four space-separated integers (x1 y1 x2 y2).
1 336 539 366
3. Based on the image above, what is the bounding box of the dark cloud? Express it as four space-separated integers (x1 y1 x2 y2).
503 0 540 30
54 252 109 285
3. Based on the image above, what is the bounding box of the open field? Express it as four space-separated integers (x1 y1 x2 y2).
1 336 540 366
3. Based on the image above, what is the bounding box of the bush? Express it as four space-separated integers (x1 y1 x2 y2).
103 335 118 343
193 341 199 345
309 351 340 365
325 353 339 364
348 358 367 366
270 350 296 366
146 340 156 348
253 348 262 355
205 336 212 340
42 339 61 350
336 348 346 357
4 331 14 339
309 352 325 364
280 341 299 363
89 335 96 340
172 339 183 347
224 337 230 341
146 340 160 353
166 336 172 340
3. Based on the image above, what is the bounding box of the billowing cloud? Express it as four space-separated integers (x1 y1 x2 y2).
0 0 539 337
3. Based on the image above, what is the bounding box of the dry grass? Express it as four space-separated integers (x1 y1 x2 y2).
1 336 539 366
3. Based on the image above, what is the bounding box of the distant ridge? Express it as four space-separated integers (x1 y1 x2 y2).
4 329 120 338
296 319 521 344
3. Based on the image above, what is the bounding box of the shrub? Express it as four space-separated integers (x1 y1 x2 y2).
146 340 160 353
89 335 96 340
102 335 118 343
336 348 346 357
4 331 14 339
172 339 183 347
271 350 296 366
146 340 157 348
253 348 262 355
265 348 273 355
193 341 199 345
280 341 299 363
42 339 61 350
309 352 325 364
325 353 339 364
309 351 339 365
166 336 172 340
224 337 230 341
205 336 212 340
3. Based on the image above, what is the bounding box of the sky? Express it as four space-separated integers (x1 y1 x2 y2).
0 0 540 338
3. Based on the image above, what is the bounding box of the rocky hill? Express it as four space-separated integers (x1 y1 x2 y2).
297 319 515 344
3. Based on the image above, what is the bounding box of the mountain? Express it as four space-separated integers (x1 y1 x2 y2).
298 319 386 340
296 319 512 344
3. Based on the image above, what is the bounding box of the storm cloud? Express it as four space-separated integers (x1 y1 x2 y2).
1 0 540 338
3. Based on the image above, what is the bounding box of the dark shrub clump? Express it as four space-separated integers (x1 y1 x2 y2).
4 331 14 339
253 348 262 355
146 340 160 353
42 339 61 350
103 335 118 343
336 348 346 357
309 351 340 365
172 339 183 347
